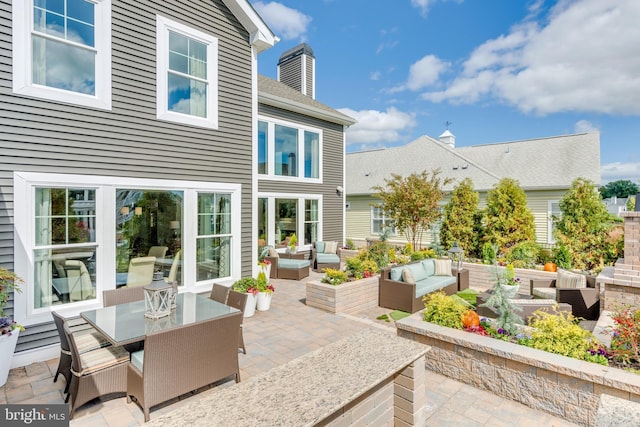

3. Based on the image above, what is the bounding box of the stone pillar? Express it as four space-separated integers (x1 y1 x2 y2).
613 212 640 287
393 355 427 426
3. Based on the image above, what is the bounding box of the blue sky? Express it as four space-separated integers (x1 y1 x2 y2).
252 0 640 184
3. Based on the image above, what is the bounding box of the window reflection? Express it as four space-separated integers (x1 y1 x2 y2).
197 193 232 282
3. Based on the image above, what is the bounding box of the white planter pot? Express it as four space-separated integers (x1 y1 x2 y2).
0 329 20 387
500 284 520 298
256 292 272 311
257 264 271 280
244 293 257 317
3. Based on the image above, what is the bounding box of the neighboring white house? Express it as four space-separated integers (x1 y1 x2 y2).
345 130 601 249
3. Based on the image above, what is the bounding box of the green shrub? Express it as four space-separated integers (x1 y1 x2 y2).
554 245 572 269
538 248 552 265
360 241 391 270
481 242 496 264
321 268 348 285
505 240 541 268
232 277 258 293
422 291 469 329
524 309 600 360
345 258 377 279
344 238 355 250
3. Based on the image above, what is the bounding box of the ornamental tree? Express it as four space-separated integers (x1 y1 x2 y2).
440 178 480 257
373 169 452 250
554 178 621 272
483 178 536 252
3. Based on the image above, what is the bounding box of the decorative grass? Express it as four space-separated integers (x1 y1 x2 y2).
456 288 478 306
390 310 411 321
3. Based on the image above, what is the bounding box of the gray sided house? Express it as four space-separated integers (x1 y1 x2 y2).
346 131 600 249
257 44 355 253
1 0 276 366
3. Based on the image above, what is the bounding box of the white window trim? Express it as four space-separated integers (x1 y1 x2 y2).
156 15 219 129
370 205 396 236
257 116 323 184
14 171 241 326
258 192 323 250
548 200 560 244
12 0 112 110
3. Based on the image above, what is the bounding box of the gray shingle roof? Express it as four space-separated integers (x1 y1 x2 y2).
258 75 356 125
346 132 600 195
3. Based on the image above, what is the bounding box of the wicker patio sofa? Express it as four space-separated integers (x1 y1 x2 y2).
379 259 469 313
126 312 242 421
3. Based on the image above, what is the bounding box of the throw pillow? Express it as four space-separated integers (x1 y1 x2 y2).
268 247 279 258
390 266 403 281
315 241 325 253
556 269 586 289
434 259 453 276
402 268 416 284
324 241 338 254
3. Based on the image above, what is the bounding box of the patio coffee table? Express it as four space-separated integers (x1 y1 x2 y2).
81 292 239 346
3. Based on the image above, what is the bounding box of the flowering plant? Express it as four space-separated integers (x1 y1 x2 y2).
255 271 275 293
608 306 640 365
0 267 23 335
498 264 521 286
232 277 259 296
258 259 271 267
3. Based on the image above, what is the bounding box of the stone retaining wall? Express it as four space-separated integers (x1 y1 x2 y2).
306 277 378 315
462 262 557 292
396 314 640 427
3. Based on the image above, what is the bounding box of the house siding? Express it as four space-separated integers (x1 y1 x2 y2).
346 189 568 249
1 0 255 352
258 104 344 243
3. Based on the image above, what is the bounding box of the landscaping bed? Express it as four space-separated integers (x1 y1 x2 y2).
396 312 640 427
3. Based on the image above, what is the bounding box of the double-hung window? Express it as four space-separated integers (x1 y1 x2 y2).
12 0 112 109
156 16 218 128
258 195 322 249
371 206 396 235
258 118 322 181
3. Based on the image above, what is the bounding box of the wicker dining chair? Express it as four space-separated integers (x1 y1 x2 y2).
103 287 145 307
51 311 111 396
226 290 248 354
64 323 130 419
209 283 230 304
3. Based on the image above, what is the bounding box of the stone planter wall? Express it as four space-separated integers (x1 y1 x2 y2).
461 261 557 292
306 276 378 315
396 313 640 427
338 249 360 264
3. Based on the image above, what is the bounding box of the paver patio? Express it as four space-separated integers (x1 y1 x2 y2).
1 271 579 426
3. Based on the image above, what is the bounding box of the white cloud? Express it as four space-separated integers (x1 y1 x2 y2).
370 71 381 81
337 107 417 146
422 0 640 116
390 55 449 93
601 162 640 184
253 2 311 40
574 120 599 133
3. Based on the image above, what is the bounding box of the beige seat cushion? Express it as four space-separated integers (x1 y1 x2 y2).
73 330 112 353
268 247 279 258
77 345 129 376
532 287 556 299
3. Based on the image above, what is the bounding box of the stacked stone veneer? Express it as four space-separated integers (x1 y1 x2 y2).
396 314 640 427
306 276 378 315
605 212 640 310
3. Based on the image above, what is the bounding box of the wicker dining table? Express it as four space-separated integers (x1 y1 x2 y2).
80 292 239 346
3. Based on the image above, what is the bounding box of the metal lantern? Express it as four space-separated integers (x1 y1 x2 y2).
447 242 464 271
144 280 172 319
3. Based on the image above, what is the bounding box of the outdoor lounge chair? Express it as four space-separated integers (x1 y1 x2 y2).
530 271 600 320
103 287 145 307
65 324 129 419
51 311 110 396
264 246 310 280
126 313 242 421
311 241 340 272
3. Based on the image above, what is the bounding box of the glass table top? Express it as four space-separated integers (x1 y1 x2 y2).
81 292 240 346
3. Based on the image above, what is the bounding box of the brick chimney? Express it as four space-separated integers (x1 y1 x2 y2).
277 43 315 98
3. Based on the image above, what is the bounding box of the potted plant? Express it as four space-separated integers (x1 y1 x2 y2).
256 271 275 311
232 277 259 317
288 233 298 254
257 257 271 280
0 267 24 387
496 264 521 298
